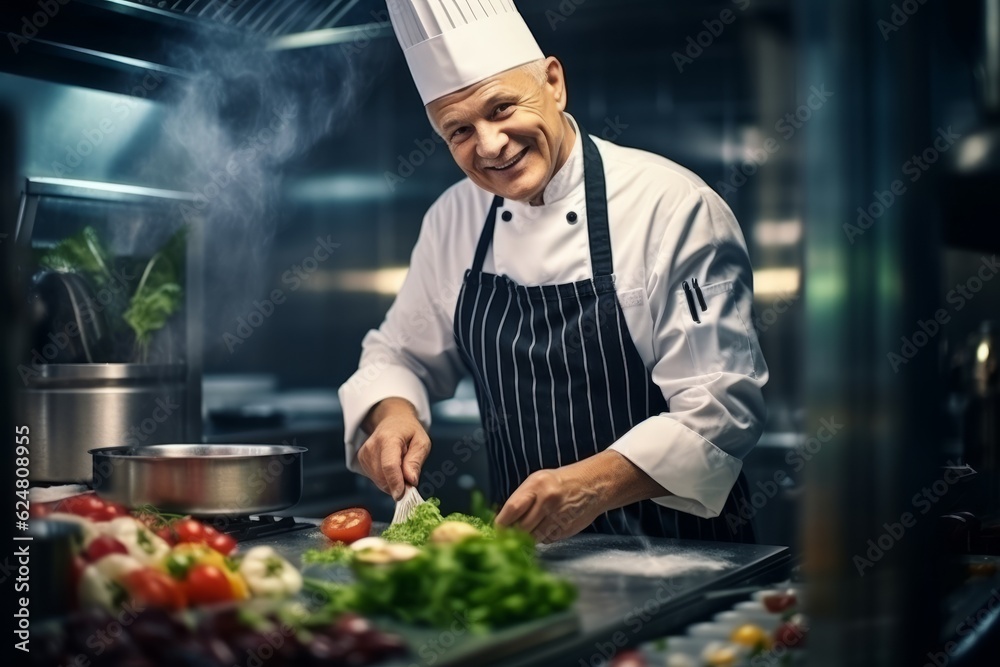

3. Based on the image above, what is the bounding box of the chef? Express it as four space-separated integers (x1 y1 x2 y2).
338 0 768 543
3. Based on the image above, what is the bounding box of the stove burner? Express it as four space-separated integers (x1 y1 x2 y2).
206 515 314 542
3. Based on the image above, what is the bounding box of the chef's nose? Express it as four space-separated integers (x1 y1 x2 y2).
476 126 508 160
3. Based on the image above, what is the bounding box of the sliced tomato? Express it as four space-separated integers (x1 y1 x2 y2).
84 536 129 562
123 568 187 611
184 564 235 606
320 508 372 544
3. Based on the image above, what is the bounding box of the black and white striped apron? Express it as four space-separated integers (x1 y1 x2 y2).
452 133 755 543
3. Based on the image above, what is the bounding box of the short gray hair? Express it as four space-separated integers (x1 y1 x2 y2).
518 59 549 86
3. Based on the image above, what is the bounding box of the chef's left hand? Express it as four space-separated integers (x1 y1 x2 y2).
494 450 672 543
494 461 605 544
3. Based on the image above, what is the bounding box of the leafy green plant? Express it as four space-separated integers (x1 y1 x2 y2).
38 225 187 363
124 227 187 361
38 226 114 287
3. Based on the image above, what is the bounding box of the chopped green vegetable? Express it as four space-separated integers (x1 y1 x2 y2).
342 529 575 631
302 544 354 566
380 498 496 545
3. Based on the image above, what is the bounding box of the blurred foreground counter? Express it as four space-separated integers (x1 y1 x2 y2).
253 525 794 667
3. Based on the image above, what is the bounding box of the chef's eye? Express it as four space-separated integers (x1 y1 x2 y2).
493 103 514 118
450 126 470 142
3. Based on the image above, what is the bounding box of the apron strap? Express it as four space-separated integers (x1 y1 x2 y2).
581 131 614 278
471 195 504 274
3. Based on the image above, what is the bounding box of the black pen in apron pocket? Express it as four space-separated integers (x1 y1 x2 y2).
692 278 708 312
682 280 700 323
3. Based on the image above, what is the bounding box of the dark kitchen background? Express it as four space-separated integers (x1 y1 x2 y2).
2 0 999 665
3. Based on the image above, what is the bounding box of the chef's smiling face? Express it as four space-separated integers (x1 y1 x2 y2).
427 57 575 206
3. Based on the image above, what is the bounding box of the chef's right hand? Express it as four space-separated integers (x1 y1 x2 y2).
357 397 431 501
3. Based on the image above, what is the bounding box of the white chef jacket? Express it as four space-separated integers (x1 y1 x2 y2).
338 114 768 519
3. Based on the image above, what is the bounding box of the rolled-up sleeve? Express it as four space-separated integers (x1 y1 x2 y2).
337 209 467 472
608 187 768 518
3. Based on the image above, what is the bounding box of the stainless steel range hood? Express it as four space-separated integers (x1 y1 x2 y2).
0 0 392 95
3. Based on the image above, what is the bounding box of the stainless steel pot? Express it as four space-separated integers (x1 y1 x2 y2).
17 364 187 483
89 443 306 516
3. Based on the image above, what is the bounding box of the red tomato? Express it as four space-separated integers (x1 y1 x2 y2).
31 501 54 518
206 532 237 556
174 518 208 544
773 615 808 649
123 568 187 611
84 536 129 562
155 524 178 546
184 564 234 606
611 651 648 667
761 590 798 614
89 501 130 522
57 494 106 519
320 508 372 544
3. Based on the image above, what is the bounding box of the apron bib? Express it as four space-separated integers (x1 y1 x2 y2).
452 133 754 542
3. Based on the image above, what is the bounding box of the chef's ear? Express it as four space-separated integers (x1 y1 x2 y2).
543 57 568 111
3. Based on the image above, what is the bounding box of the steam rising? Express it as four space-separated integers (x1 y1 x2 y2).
157 31 378 346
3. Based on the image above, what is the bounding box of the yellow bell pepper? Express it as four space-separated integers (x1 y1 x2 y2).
163 543 250 600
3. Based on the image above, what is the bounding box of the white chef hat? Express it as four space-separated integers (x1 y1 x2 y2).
386 0 545 105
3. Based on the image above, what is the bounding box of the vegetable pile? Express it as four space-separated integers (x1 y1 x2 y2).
306 529 576 631
37 494 299 613
379 497 496 545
